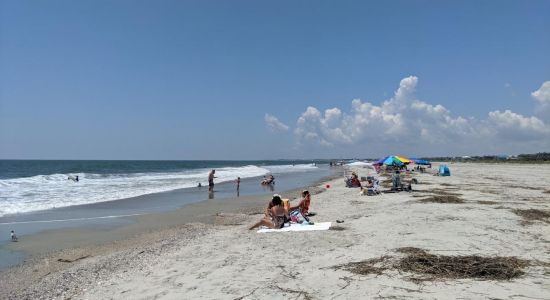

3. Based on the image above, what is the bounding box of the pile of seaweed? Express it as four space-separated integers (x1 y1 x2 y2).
416 189 465 204
332 247 529 281
512 209 550 224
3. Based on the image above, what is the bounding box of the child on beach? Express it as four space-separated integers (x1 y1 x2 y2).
10 230 18 242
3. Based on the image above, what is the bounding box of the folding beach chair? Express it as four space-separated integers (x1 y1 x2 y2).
365 178 381 195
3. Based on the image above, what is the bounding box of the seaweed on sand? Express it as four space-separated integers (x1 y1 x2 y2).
332 256 392 275
396 251 529 281
271 285 313 300
477 200 498 205
418 195 464 204
512 209 550 223
333 248 529 281
429 189 462 196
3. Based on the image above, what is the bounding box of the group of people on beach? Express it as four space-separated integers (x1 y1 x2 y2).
202 170 274 193
249 190 312 230
261 174 275 185
345 172 375 189
346 167 415 194
202 169 313 230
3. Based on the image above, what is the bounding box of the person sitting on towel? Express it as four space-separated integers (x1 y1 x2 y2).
289 190 311 216
264 194 278 217
250 195 288 230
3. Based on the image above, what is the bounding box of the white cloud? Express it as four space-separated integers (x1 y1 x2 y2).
264 113 289 132
487 110 549 140
532 81 550 121
291 76 550 156
531 81 550 104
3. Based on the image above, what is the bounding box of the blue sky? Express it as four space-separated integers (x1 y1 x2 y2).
1 0 549 159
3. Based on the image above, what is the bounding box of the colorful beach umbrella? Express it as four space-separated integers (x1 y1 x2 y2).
374 156 389 165
374 155 412 166
381 156 403 166
394 155 412 164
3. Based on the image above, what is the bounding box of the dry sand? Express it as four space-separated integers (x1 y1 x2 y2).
1 163 549 299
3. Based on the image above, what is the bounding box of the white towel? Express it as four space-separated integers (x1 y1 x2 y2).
257 222 331 233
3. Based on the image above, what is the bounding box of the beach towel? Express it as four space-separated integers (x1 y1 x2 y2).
257 222 331 233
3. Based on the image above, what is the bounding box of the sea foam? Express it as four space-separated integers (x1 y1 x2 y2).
0 164 317 216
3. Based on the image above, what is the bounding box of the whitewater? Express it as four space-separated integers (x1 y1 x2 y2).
0 164 318 217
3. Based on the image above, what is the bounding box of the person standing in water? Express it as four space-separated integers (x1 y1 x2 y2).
208 170 216 192
10 230 18 242
236 177 241 197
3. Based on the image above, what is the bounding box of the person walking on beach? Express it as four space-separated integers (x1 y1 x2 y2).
208 170 216 192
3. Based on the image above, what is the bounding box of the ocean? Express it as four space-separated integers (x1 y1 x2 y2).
0 159 330 217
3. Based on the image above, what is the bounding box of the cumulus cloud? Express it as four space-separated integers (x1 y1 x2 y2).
531 81 550 104
291 76 550 155
487 110 549 140
264 113 289 132
532 81 550 121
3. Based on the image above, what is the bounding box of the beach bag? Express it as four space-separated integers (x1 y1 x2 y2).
290 210 306 223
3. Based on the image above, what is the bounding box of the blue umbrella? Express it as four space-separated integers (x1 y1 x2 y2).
374 156 390 165
409 158 431 165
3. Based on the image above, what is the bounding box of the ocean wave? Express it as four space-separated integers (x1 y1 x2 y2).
0 164 318 216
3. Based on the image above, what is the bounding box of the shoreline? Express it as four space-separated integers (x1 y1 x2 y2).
0 166 338 264
0 172 341 298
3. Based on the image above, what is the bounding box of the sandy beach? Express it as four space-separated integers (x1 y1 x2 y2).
1 162 549 299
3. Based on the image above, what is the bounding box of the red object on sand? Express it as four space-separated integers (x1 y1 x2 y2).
326 184 330 188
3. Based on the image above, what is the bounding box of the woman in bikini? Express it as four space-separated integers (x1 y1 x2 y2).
249 195 288 230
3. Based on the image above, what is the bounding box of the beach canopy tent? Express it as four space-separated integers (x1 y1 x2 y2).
374 155 412 166
409 158 431 165
374 156 401 166
438 165 451 176
394 155 412 164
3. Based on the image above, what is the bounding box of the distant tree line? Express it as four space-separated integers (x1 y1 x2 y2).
516 152 550 161
418 152 550 162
